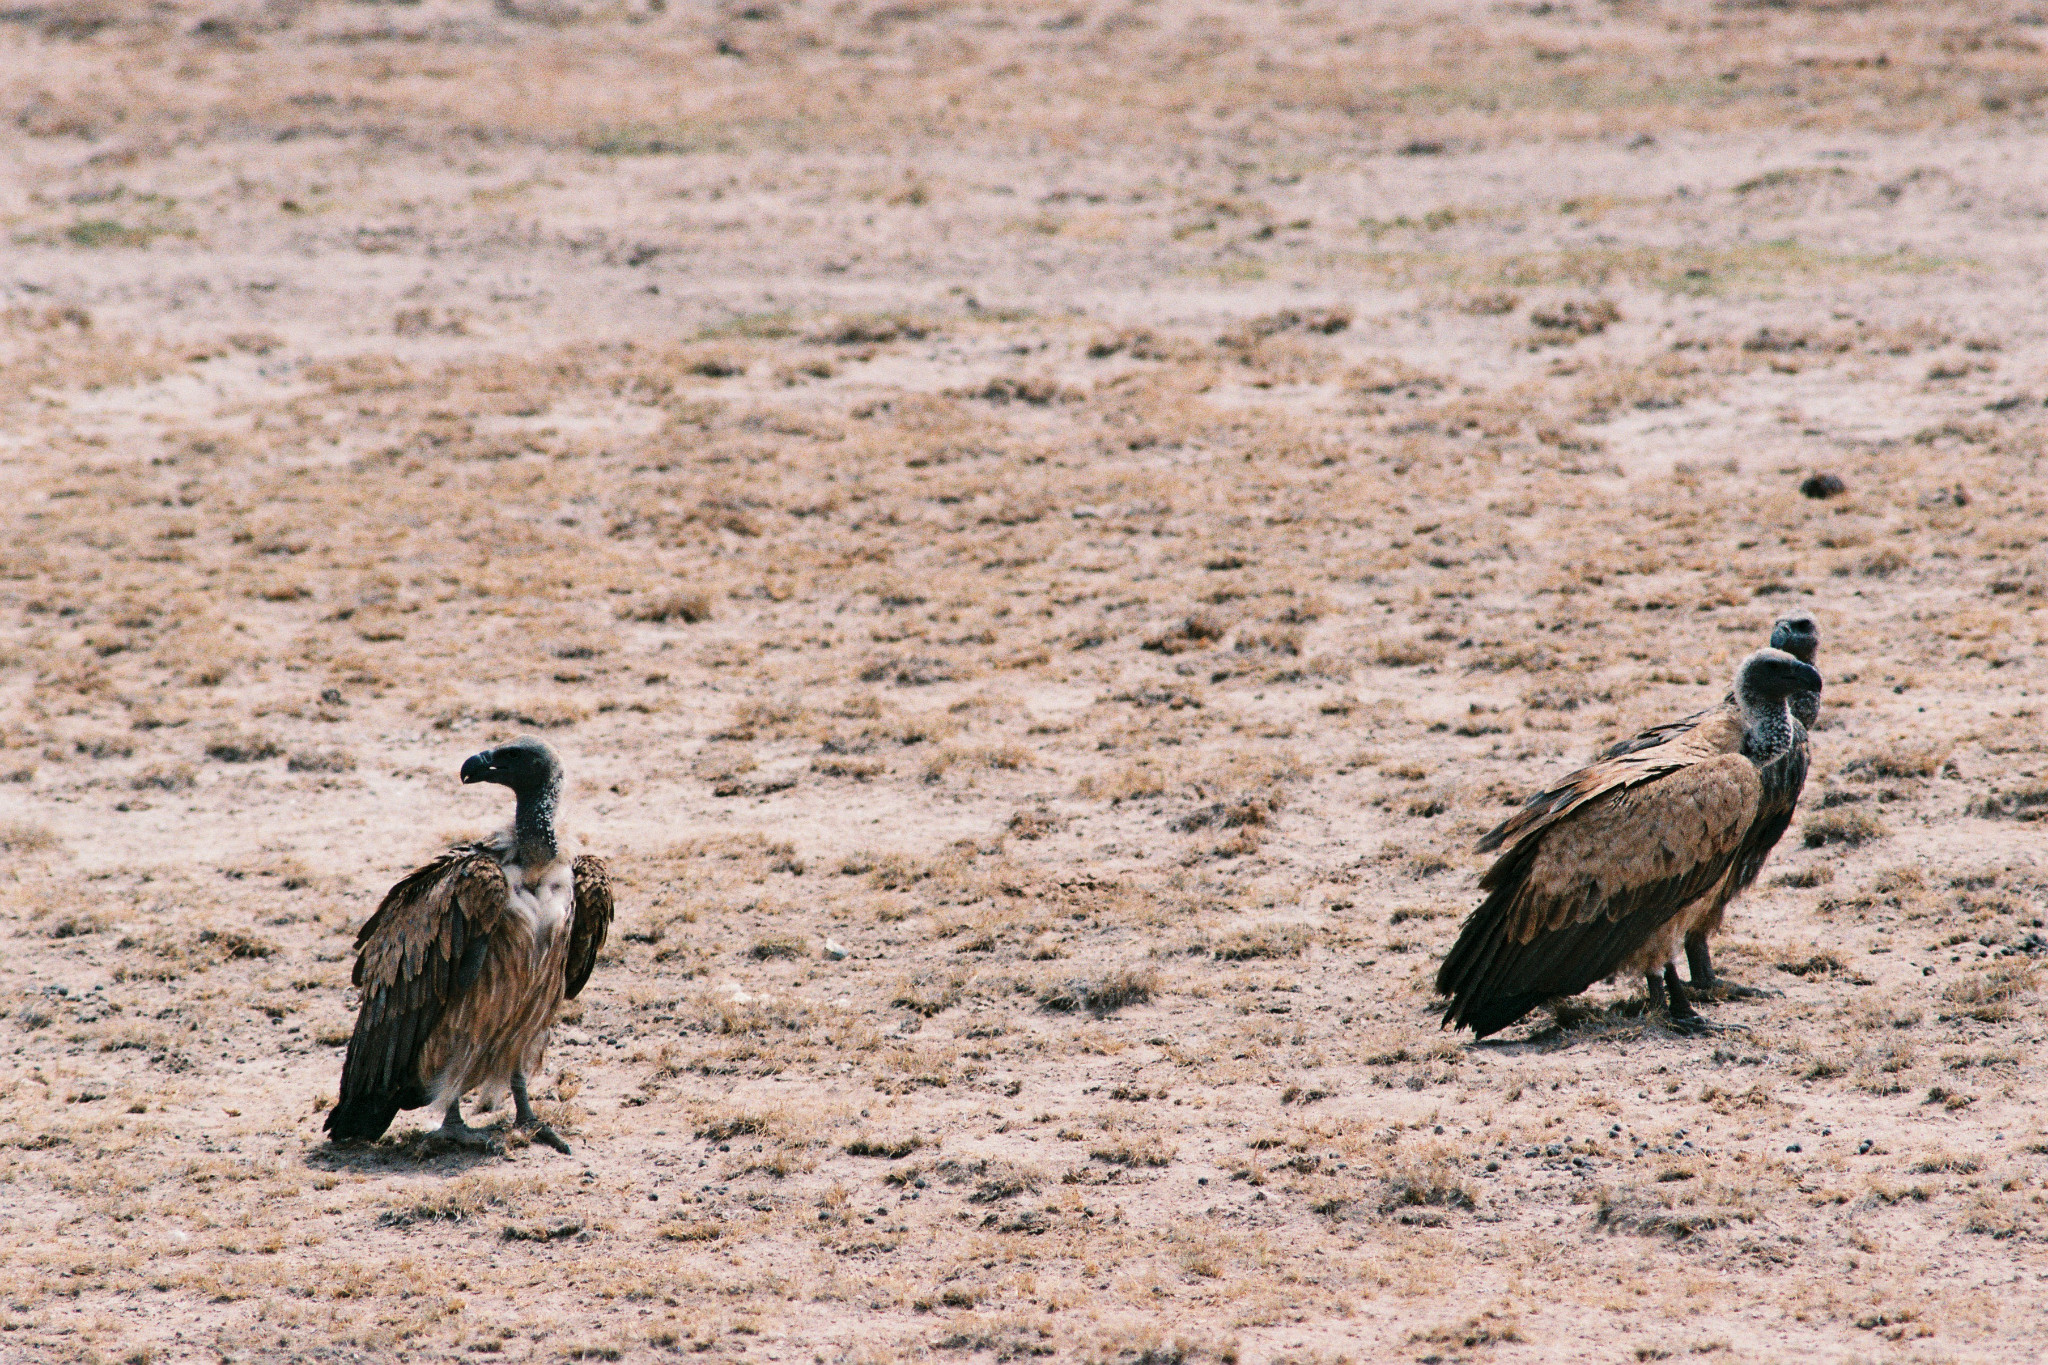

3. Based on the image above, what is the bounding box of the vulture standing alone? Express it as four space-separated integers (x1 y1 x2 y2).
1597 613 1820 996
325 737 613 1152
1435 647 1821 1039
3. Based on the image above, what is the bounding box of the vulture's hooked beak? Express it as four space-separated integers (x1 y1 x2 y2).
1793 661 1823 696
460 751 497 785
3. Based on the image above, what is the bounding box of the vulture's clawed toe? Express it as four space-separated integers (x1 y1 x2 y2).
323 738 614 1154
433 1121 503 1153
455 1131 505 1153
1667 1014 1747 1037
1701 981 1782 1002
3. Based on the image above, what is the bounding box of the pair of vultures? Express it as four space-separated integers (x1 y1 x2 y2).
1437 613 1822 1037
325 615 1821 1149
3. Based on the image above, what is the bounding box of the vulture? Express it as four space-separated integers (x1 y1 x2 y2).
325 737 612 1152
1599 613 1819 996
1435 647 1821 1039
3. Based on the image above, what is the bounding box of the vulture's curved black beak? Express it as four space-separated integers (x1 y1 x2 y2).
1792 661 1823 695
460 751 496 785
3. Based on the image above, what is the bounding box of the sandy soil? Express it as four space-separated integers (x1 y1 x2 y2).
4 2 2048 1362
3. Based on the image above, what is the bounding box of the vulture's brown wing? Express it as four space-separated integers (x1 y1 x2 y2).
1731 733 1809 894
326 852 509 1139
1475 707 1743 856
1598 700 1735 762
1693 732 1811 941
564 855 613 1000
1437 752 1762 1038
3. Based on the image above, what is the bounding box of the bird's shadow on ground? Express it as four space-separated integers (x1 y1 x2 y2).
1459 998 1722 1054
303 1126 540 1175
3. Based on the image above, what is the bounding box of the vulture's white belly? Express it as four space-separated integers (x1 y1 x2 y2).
426 854 576 1106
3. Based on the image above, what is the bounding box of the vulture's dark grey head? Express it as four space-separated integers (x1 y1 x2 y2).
1736 647 1824 704
460 737 562 796
1768 612 1820 664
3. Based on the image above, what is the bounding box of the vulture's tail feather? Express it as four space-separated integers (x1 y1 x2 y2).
1457 992 1555 1040
324 1093 402 1142
323 1082 429 1142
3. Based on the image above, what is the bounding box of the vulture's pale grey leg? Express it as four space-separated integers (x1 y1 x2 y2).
1686 936 1781 1001
511 1072 572 1154
436 1098 501 1151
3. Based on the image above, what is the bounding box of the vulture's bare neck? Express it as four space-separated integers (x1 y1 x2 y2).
1738 692 1797 763
510 781 561 869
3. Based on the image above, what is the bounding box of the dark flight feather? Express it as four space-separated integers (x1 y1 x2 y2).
1437 730 1762 1038
565 855 613 1001
325 852 510 1141
1585 621 1819 978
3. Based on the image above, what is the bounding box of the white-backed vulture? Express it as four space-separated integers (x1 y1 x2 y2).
325 737 612 1152
1598 613 1819 996
1435 648 1821 1039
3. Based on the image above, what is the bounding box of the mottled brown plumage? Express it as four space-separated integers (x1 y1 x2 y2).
565 854 612 1001
1436 648 1821 1038
1597 613 1819 993
326 738 611 1151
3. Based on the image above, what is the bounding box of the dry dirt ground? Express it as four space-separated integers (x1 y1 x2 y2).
5 2 2048 1362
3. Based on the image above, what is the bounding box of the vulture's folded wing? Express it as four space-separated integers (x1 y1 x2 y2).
1437 753 1762 1037
332 853 510 1127
1723 736 1811 901
1598 701 1731 762
1477 707 1745 855
565 855 613 1000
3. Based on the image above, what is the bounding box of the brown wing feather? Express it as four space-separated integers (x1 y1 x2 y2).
1683 729 1811 942
1598 699 1737 761
1475 707 1743 857
1438 751 1761 1038
564 855 613 1000
326 851 510 1139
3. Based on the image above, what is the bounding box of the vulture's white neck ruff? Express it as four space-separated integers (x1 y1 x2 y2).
484 824 579 934
506 851 576 942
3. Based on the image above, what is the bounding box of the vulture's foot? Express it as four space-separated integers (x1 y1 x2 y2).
1663 1011 1722 1037
434 1120 502 1152
1673 1015 1750 1036
1682 941 1782 1001
435 1101 504 1153
1697 979 1782 1003
509 1072 572 1154
1659 965 1733 1037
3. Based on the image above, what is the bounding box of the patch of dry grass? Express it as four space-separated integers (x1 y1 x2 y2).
1802 809 1888 848
1038 966 1158 1017
0 3 2043 1361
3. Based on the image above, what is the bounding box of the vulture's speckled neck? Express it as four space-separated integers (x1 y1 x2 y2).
1734 653 1808 763
512 778 560 870
1741 695 1796 763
